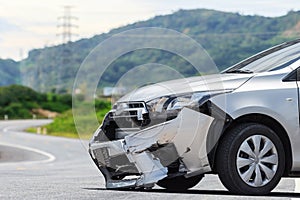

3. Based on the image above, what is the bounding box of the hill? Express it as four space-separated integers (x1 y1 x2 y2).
16 9 300 92
0 59 20 86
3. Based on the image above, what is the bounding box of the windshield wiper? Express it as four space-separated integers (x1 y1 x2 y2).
225 69 253 74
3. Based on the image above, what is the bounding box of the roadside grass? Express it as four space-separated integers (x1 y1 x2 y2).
26 100 111 139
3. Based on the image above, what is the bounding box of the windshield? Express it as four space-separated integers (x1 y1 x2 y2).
223 40 300 74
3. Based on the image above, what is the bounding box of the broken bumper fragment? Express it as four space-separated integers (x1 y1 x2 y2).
89 108 214 189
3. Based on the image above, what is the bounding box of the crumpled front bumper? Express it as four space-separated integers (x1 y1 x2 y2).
89 108 214 189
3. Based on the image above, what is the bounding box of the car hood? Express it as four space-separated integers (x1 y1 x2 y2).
118 73 254 102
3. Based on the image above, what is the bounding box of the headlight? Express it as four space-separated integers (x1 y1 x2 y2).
146 91 223 113
166 92 210 111
146 90 233 113
146 97 170 113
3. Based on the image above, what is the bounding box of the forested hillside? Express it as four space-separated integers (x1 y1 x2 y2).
14 9 300 92
0 59 19 86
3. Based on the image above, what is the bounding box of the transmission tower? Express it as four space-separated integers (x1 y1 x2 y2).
57 6 78 44
56 6 78 93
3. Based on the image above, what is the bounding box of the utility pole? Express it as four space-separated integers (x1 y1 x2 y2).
56 6 78 93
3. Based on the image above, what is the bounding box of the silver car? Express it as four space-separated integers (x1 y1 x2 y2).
89 39 300 195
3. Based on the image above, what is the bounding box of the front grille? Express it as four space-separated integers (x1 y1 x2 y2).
100 100 181 141
96 102 151 141
111 110 137 118
114 102 147 115
128 102 144 108
110 101 150 128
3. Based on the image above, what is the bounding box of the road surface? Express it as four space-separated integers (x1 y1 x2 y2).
0 120 299 199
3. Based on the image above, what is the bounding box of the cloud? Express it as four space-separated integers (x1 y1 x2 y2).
0 18 21 33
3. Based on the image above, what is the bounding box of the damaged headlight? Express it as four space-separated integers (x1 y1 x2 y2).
166 92 211 111
147 92 211 114
147 90 232 114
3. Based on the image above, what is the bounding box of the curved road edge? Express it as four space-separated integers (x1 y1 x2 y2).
0 119 56 165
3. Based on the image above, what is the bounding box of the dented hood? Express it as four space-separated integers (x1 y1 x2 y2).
118 73 254 102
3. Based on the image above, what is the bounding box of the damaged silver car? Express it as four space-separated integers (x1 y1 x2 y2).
89 39 300 195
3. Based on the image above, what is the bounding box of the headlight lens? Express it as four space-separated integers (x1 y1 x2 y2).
146 97 170 113
147 89 233 113
147 91 215 113
166 92 210 111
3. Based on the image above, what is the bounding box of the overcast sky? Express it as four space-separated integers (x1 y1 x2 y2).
1 0 300 60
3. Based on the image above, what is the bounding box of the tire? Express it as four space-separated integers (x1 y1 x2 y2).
216 123 285 195
157 175 203 191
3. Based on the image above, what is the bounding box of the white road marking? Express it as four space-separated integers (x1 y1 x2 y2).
0 121 56 166
0 142 56 165
295 178 300 193
292 179 300 200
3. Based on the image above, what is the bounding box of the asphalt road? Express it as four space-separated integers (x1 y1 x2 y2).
0 120 300 199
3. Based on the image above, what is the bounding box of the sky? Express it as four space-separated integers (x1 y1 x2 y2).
1 0 300 61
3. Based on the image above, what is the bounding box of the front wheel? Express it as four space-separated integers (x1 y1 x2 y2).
157 175 203 191
216 123 285 195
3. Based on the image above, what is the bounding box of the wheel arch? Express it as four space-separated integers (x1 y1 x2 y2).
210 113 292 176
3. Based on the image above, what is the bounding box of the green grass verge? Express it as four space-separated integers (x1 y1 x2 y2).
26 100 111 139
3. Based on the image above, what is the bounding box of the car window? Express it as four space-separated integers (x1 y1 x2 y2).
269 56 300 71
244 45 300 72
297 68 300 81
282 66 300 82
224 41 300 73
